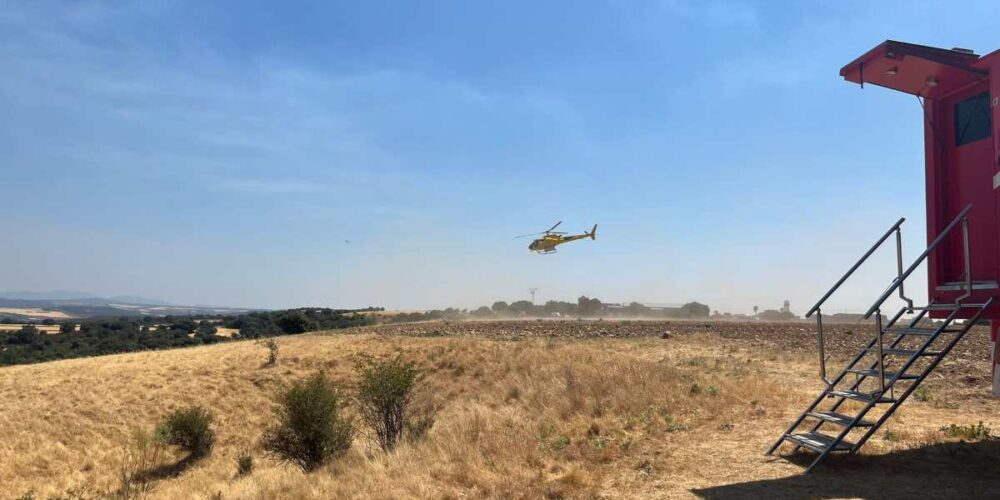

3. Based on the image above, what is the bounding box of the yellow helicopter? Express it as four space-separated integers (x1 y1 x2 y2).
517 221 597 254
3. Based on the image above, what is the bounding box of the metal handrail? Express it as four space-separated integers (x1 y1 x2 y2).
863 203 973 319
805 217 905 385
806 217 906 318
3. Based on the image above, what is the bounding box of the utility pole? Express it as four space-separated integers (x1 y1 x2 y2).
529 288 538 305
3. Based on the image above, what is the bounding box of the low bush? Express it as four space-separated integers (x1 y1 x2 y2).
155 406 215 458
355 355 432 451
913 385 932 402
118 428 166 500
940 421 993 440
256 338 279 366
236 451 254 476
262 372 354 471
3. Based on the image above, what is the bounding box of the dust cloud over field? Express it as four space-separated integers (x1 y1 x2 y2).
2 320 998 499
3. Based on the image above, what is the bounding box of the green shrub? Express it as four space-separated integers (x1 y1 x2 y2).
236 451 253 476
355 355 430 452
256 338 279 366
155 406 215 458
913 385 932 402
262 372 354 471
940 421 993 440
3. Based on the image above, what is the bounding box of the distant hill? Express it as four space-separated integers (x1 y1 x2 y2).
0 292 252 321
0 291 172 306
0 290 99 301
107 295 173 306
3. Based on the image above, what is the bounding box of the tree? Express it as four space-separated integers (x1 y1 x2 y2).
59 322 75 334
8 325 39 345
490 301 509 315
680 302 710 318
577 296 602 316
195 322 221 344
509 300 534 316
276 311 320 334
759 308 798 321
471 306 493 318
626 302 650 316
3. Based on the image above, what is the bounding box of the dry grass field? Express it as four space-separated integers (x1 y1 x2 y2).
0 324 63 334
0 307 72 319
2 320 999 499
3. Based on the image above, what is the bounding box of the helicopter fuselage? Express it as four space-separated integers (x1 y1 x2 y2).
528 225 596 254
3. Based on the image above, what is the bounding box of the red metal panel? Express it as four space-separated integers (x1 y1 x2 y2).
930 82 998 314
841 40 986 98
846 41 998 319
923 62 998 319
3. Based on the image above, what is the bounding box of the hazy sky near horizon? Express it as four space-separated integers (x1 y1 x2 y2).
3 1 999 312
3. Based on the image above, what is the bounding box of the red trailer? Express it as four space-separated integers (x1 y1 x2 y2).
839 40 1000 394
768 40 1000 472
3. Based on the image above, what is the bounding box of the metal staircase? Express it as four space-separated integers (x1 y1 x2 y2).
767 204 997 472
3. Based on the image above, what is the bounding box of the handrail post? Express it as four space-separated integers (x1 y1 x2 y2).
804 216 904 387
895 227 913 310
875 309 885 394
958 217 972 303
816 310 830 385
805 217 906 318
864 204 973 319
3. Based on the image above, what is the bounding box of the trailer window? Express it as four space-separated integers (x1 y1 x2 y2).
954 92 991 146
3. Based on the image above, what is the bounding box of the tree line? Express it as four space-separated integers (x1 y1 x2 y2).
0 308 376 366
387 296 711 323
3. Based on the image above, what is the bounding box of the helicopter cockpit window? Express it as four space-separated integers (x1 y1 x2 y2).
954 92 991 147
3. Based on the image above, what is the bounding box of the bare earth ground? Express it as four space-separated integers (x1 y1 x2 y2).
1 320 998 499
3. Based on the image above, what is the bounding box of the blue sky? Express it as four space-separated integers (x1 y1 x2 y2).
2 1 999 311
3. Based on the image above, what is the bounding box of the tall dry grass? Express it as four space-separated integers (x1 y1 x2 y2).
2 326 997 499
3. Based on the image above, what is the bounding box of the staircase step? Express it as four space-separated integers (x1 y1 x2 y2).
884 326 958 336
935 280 998 292
806 411 875 427
866 347 941 357
910 303 960 311
828 389 895 403
910 303 989 310
846 368 918 380
785 432 855 453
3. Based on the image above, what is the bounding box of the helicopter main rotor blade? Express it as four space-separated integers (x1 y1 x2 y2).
546 221 562 233
514 231 544 238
